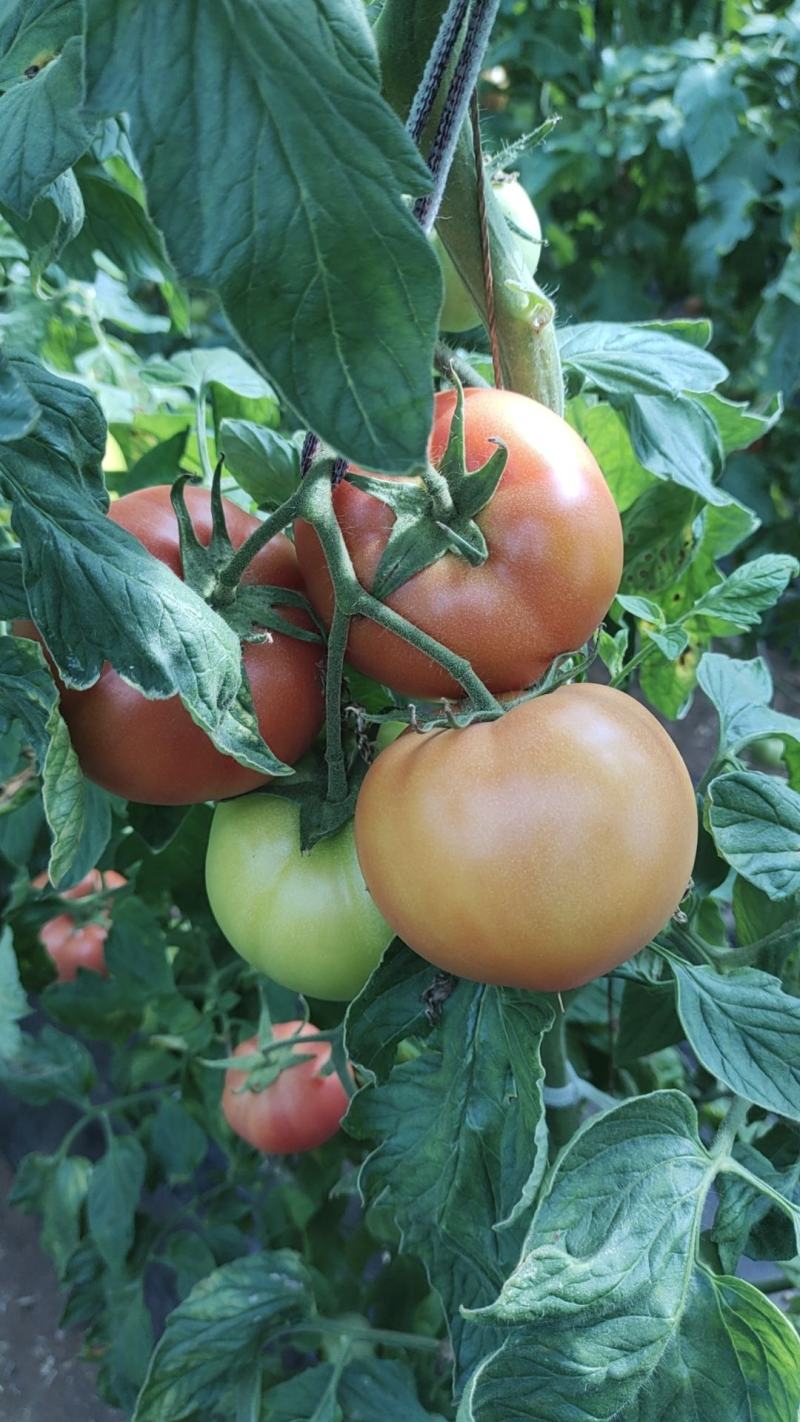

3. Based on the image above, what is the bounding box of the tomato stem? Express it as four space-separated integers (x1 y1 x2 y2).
325 601 351 803
286 1318 443 1354
540 998 581 1157
213 491 303 602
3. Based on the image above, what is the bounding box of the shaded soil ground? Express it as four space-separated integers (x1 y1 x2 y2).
0 1158 122 1422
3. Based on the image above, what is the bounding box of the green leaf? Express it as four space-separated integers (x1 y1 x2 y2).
348 982 552 1381
0 359 289 779
0 170 85 282
713 1140 800 1273
0 350 40 440
698 653 800 758
670 960 800 1118
105 897 175 994
132 1252 314 1422
0 924 28 1057
345 942 435 1081
615 979 685 1065
460 1093 712 1420
640 633 704 718
220 420 300 510
647 624 690 660
151 1098 207 1183
566 397 653 512
83 0 440 474
698 391 781 457
617 1270 800 1422
87 1133 146 1266
559 321 727 397
65 159 170 282
265 1359 447 1422
11 1152 91 1280
143 348 277 405
707 771 800 899
619 393 728 505
614 593 664 624
691 554 798 628
0 28 96 216
674 61 745 181
0 634 111 885
0 1023 95 1104
620 483 699 595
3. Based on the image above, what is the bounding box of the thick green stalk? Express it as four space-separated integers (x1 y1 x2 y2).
540 998 581 1157
376 0 564 413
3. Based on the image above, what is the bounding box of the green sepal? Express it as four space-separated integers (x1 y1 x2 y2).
348 375 508 601
220 584 323 646
266 750 368 851
169 463 234 600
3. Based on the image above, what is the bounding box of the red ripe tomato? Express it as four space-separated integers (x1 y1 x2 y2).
33 868 126 982
354 685 697 992
19 486 324 804
294 388 623 698
221 1021 352 1154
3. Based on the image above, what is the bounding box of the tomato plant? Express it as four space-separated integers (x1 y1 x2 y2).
434 175 542 331
0 2 799 1420
18 486 324 805
222 1021 352 1154
206 793 393 1000
295 387 623 698
33 868 126 982
354 685 698 991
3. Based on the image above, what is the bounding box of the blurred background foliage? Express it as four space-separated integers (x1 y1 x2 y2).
479 0 800 592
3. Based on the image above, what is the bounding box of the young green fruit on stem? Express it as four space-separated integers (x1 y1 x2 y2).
434 176 543 332
206 794 393 1001
354 685 697 992
222 1022 353 1153
295 388 623 699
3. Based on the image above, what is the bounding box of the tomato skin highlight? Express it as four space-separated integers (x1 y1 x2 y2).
33 868 126 982
205 794 393 1001
295 388 623 699
18 486 324 805
354 685 698 992
222 1022 352 1154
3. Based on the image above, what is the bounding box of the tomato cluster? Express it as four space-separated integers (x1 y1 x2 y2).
24 377 697 1152
19 486 324 805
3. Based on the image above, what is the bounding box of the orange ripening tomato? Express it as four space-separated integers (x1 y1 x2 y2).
354 685 697 992
33 868 126 982
17 486 324 804
222 1022 353 1154
294 388 623 698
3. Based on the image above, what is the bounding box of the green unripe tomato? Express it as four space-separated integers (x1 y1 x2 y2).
206 795 393 1001
433 176 543 333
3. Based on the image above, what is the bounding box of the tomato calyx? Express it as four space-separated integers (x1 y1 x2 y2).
265 749 369 850
170 464 321 647
347 376 508 601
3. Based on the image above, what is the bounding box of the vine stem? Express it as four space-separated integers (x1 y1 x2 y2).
284 1318 442 1355
196 384 216 486
212 490 303 599
540 996 581 1157
324 601 351 803
710 1096 749 1160
414 0 503 234
300 463 503 717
